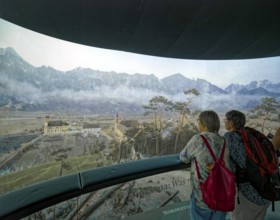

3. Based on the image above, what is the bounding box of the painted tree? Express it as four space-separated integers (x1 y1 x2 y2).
124 125 156 157
135 122 157 155
92 139 106 154
51 147 72 176
173 89 200 153
162 122 198 155
50 147 71 219
143 96 173 155
117 138 124 163
109 139 120 162
109 138 127 163
249 97 280 133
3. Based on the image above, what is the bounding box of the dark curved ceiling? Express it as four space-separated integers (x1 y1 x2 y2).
1 0 280 60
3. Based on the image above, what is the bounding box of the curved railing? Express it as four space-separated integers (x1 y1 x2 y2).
0 154 190 220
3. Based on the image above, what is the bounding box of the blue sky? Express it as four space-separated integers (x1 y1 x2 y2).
0 18 280 89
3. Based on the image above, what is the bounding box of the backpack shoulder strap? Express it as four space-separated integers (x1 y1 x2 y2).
200 135 226 162
241 128 267 165
195 135 226 182
194 158 202 181
240 128 250 150
194 135 211 182
244 126 278 166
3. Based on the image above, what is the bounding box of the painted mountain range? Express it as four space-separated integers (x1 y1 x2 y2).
0 47 279 114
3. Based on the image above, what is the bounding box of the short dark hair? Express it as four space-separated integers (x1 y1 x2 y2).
199 110 220 133
225 110 246 130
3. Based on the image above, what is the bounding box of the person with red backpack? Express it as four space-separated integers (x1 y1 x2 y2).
223 110 273 220
180 110 234 220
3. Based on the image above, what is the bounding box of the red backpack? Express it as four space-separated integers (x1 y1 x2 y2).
236 127 280 211
194 135 236 212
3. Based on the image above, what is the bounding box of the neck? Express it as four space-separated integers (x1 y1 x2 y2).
200 127 209 132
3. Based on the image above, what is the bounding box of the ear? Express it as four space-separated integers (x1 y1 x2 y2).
228 121 235 131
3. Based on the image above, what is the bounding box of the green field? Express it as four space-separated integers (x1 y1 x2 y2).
0 154 111 195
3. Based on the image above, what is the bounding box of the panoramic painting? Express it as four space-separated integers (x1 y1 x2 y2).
0 18 280 219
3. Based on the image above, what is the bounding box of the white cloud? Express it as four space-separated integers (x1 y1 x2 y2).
0 18 280 89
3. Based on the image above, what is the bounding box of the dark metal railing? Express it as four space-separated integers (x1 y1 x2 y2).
0 154 190 220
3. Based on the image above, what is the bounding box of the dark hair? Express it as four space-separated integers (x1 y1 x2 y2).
225 110 246 130
199 110 220 133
